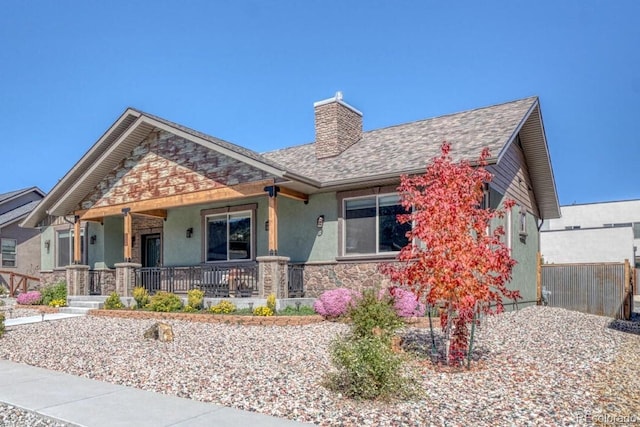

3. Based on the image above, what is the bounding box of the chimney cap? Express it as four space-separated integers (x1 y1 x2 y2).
313 91 363 116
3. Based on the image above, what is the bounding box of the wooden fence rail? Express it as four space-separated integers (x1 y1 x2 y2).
0 270 41 297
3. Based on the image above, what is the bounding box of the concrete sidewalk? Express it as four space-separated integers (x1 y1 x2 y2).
0 360 311 427
4 313 84 327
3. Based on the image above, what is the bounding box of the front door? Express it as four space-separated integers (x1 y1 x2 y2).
142 234 161 267
141 234 161 292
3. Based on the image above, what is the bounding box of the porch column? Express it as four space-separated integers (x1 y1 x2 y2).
115 262 141 297
264 185 279 255
66 264 90 296
73 217 82 264
123 208 132 262
257 256 290 298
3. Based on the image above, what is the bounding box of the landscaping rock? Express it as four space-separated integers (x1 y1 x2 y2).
143 322 174 342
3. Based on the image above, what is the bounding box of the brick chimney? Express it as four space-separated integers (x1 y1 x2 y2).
314 92 363 159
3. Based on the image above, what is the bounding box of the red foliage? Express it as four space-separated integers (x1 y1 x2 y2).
380 142 520 364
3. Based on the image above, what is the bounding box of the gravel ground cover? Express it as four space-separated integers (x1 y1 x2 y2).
1 304 639 426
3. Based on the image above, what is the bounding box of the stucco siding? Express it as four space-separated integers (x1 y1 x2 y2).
278 192 338 262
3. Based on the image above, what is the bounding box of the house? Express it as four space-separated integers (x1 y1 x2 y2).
540 199 640 265
0 187 45 291
22 93 559 306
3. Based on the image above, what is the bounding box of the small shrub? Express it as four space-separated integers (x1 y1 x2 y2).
48 298 67 308
0 285 7 297
253 306 274 316
17 291 42 305
326 335 410 400
132 287 150 309
313 288 358 318
0 299 4 307
183 305 199 313
381 287 426 318
0 313 5 338
350 289 404 343
187 289 205 310
41 282 66 306
266 293 276 312
210 300 236 314
148 291 184 312
104 292 124 310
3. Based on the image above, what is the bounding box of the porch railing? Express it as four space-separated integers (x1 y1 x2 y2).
136 263 259 297
288 264 305 298
88 270 102 295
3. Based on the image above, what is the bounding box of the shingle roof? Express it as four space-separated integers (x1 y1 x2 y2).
0 188 31 204
0 200 41 227
262 97 537 185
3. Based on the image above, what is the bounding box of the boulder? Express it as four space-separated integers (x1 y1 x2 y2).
143 322 174 342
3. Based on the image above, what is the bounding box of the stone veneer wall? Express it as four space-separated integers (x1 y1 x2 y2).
302 261 396 298
77 130 274 211
40 271 68 288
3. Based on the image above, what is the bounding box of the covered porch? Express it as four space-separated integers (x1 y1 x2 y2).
65 179 309 299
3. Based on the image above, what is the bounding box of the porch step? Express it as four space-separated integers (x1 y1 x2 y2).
61 297 106 315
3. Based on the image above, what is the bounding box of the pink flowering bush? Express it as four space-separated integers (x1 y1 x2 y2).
313 288 359 318
16 291 42 305
380 287 426 318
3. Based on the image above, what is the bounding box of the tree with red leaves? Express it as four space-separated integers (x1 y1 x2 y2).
380 142 520 365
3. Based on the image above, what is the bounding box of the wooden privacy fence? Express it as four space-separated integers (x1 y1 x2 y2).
537 255 634 320
0 270 41 297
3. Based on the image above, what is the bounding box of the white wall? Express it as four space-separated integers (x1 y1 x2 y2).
542 200 640 230
540 227 635 264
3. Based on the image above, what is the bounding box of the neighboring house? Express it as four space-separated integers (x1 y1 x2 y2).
0 187 45 287
22 93 559 307
540 200 640 265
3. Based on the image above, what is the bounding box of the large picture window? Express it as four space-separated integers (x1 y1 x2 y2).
1 238 17 267
344 194 410 255
206 212 252 261
56 229 85 267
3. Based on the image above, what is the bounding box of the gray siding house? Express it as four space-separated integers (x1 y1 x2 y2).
22 94 559 306
0 187 45 289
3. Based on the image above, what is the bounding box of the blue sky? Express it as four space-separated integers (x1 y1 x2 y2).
1 1 638 206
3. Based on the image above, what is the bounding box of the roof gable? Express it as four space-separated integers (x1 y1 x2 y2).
79 129 277 211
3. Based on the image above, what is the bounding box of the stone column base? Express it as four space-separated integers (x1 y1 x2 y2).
257 256 290 298
65 265 90 296
115 263 142 297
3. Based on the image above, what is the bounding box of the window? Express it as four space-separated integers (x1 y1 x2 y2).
206 211 252 261
564 225 581 230
633 223 640 239
1 239 17 267
344 194 410 255
56 229 85 267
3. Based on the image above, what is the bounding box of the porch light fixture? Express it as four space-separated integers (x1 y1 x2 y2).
44 240 50 253
186 228 193 238
90 235 97 245
316 215 325 229
264 220 269 231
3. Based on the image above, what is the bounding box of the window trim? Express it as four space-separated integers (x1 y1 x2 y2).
340 190 410 257
54 226 86 268
201 204 256 263
1 238 17 268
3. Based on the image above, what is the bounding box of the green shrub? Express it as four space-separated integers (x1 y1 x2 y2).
349 289 404 344
183 305 199 313
253 306 273 316
132 286 150 309
148 291 183 312
326 333 418 400
0 313 5 338
266 293 276 312
210 300 236 314
41 282 67 306
324 288 416 400
187 289 205 310
104 292 124 310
